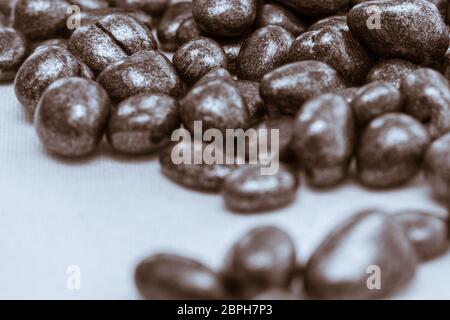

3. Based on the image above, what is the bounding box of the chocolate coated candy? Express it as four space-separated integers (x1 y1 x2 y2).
347 0 448 65
351 81 403 127
173 38 228 85
223 226 296 297
393 211 449 261
0 27 27 82
114 0 169 15
255 3 306 37
292 94 354 188
237 26 294 81
193 0 257 37
35 77 110 157
424 132 450 201
401 68 450 139
366 59 418 89
97 49 183 101
135 254 226 300
157 1 192 52
289 25 373 85
223 165 298 212
176 17 203 46
107 94 180 155
260 60 345 116
304 210 417 299
14 46 91 115
276 0 350 16
236 80 266 126
13 0 70 40
357 113 430 188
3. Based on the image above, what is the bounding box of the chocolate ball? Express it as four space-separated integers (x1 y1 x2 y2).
366 59 418 89
193 0 257 37
35 77 110 157
237 26 294 81
357 113 430 188
176 17 203 46
107 94 181 155
97 49 183 102
0 27 27 82
173 38 228 85
256 3 306 37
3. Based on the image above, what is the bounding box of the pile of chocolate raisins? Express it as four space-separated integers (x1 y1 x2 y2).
1 0 449 299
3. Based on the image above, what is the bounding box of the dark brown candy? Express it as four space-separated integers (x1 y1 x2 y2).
275 0 350 16
366 59 418 89
223 226 296 298
260 60 345 116
107 94 180 155
176 17 203 46
32 38 69 52
308 14 348 32
193 0 257 37
223 165 298 212
424 132 450 201
236 80 266 126
157 1 192 52
68 0 109 10
14 46 92 115
393 211 449 261
357 113 430 188
0 27 27 82
351 81 403 127
97 49 183 102
256 3 306 37
237 26 294 81
35 77 110 157
304 210 417 299
173 38 228 85
180 78 249 133
401 68 450 139
69 14 156 72
289 25 373 85
13 0 70 40
347 0 448 65
113 0 169 15
135 254 226 300
196 66 233 85
159 141 236 192
292 94 354 188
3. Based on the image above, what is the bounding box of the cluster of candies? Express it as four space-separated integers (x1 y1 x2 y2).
1 0 450 299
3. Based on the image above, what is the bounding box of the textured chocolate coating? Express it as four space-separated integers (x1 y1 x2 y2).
114 0 169 15
223 226 296 298
107 94 180 155
401 68 450 139
0 27 27 82
69 14 156 72
176 17 203 46
193 0 257 37
276 0 350 16
14 46 91 115
196 66 233 85
236 80 266 126
68 0 109 10
159 141 236 192
157 1 192 52
304 210 417 299
238 26 294 81
32 38 69 52
13 0 70 40
97 49 183 101
260 60 345 116
308 15 348 32
256 3 306 37
348 0 448 65
135 254 226 300
424 133 450 200
393 211 449 261
351 81 403 127
289 25 373 85
292 94 354 188
35 77 110 157
367 59 418 89
223 165 298 212
357 113 430 188
173 38 228 85
180 78 249 133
